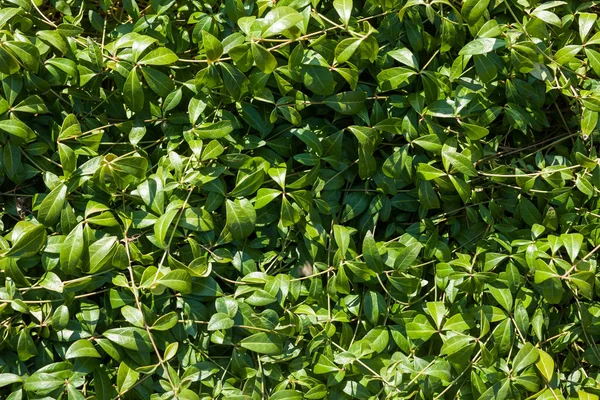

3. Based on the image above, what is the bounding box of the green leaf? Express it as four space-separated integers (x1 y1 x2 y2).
418 180 440 210
581 108 598 136
532 10 562 27
560 233 583 262
0 373 23 388
207 312 235 331
335 38 362 64
179 207 213 232
88 236 118 273
262 7 303 38
52 304 70 330
39 271 64 293
303 65 336 95
24 372 65 392
66 339 102 358
513 343 539 373
554 45 581 65
460 121 489 140
38 184 67 227
117 361 140 394
333 0 352 25
60 223 85 274
58 143 77 175
363 230 383 273
519 197 542 226
59 114 82 140
461 0 490 24
440 334 475 355
240 332 283 355
152 312 179 331
487 283 513 312
17 329 37 361
124 68 144 113
142 67 175 97
281 196 300 226
192 121 234 139
0 118 35 144
226 198 256 241
363 290 386 325
13 95 48 114
406 320 437 341
154 208 179 248
202 31 224 61
459 38 506 55
5 223 47 258
314 354 340 374
324 91 366 115
0 8 21 29
536 349 554 382
269 390 303 400
251 42 277 74
158 269 192 293
580 13 597 42
377 67 416 91
87 36 104 69
122 305 145 328
103 327 152 352
417 163 446 180
138 47 178 65
388 47 418 69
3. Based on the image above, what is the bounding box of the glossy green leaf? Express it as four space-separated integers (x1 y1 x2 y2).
5 223 47 258
240 332 283 355
226 198 256 241
123 68 144 113
37 184 67 227
262 7 303 38
66 339 102 358
138 48 178 65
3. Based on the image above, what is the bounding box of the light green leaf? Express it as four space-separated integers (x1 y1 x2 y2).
103 327 152 352
66 339 102 358
192 121 234 139
251 42 277 74
0 118 35 144
262 7 303 38
536 349 554 382
240 332 283 355
0 373 23 388
333 0 352 25
461 0 489 24
152 312 179 331
202 31 224 61
207 312 235 331
158 269 192 293
138 47 179 65
560 233 583 262
440 334 475 356
459 38 506 55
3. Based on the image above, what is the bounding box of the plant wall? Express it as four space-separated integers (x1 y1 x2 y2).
1 0 600 398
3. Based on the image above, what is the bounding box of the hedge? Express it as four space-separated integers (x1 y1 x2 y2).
1 0 600 398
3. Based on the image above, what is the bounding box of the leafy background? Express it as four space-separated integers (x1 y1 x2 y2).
1 0 600 398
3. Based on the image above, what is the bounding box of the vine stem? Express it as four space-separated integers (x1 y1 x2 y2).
123 235 178 395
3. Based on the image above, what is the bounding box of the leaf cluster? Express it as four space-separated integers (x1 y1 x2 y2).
1 0 600 399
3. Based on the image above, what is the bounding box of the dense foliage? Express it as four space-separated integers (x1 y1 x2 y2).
1 0 600 398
